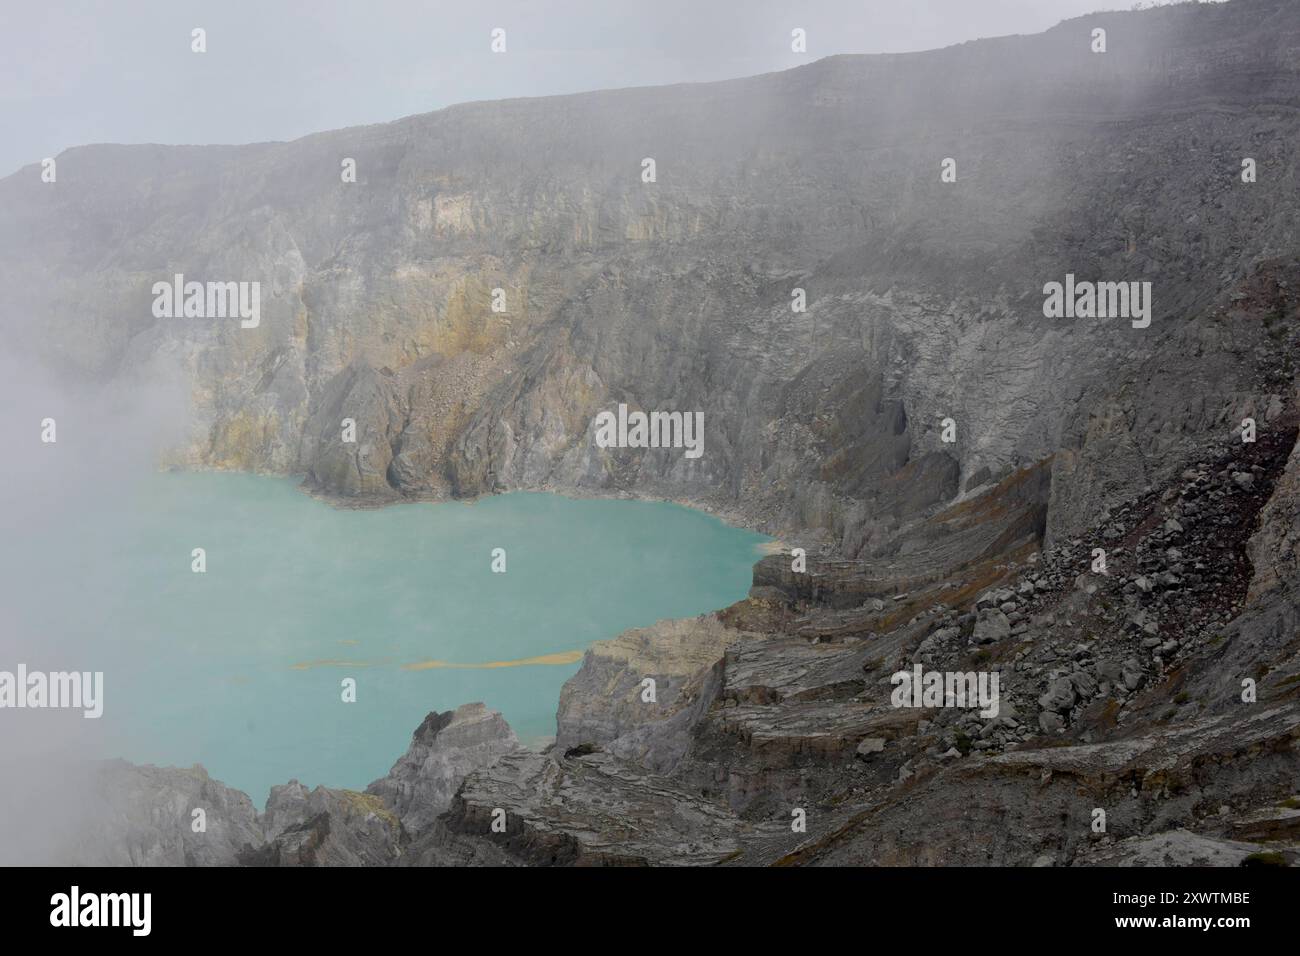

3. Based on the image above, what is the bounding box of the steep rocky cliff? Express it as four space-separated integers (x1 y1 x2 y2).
4 0 1297 552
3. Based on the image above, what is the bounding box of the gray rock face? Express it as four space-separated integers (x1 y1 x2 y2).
1044 265 1299 547
1077 830 1274 868
300 362 405 498
366 702 519 835
554 616 744 773
439 750 746 866
1247 417 1300 601
249 782 401 867
67 761 263 866
4 1 1298 553
66 704 518 867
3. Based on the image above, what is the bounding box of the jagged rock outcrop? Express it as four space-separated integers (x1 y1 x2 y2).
366 702 519 834
67 703 518 867
246 782 402 866
555 615 749 773
438 749 747 866
66 761 264 867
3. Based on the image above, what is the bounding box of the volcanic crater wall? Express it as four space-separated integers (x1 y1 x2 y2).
0 0 1297 553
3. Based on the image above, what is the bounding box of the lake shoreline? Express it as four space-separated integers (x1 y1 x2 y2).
105 470 770 802
164 464 808 557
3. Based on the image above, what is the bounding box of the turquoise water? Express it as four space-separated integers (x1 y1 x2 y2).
6 473 766 805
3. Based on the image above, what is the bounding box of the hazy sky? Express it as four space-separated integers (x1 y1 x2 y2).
0 0 1129 177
